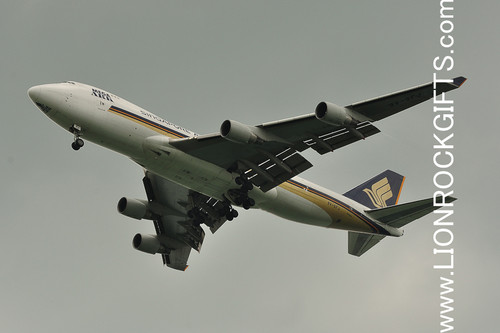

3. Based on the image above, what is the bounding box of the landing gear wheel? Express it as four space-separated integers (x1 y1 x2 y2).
242 198 254 210
235 175 253 191
70 124 84 151
226 209 239 221
71 138 84 151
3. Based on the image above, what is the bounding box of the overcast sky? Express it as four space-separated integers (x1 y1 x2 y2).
1 1 497 332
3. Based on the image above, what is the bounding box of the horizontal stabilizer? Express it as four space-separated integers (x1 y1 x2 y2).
348 232 386 257
349 196 456 256
365 196 456 228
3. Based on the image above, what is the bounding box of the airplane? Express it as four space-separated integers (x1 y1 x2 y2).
28 77 466 270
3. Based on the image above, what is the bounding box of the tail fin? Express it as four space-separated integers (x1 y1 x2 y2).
343 170 405 209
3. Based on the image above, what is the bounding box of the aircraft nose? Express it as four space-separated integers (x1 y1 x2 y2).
28 83 68 115
28 85 41 102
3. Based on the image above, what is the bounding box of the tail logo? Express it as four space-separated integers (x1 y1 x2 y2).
362 177 393 208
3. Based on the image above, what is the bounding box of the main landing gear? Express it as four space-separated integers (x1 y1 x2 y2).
217 205 239 221
228 175 256 210
69 124 84 151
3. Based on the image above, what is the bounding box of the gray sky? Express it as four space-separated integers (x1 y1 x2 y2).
1 1 497 332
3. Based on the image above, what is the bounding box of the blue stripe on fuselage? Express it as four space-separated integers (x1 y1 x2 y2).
108 105 190 139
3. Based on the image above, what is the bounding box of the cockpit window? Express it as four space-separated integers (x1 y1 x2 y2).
65 81 76 85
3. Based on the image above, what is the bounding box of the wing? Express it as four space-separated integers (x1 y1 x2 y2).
171 119 379 192
170 77 466 192
142 171 231 270
346 76 467 121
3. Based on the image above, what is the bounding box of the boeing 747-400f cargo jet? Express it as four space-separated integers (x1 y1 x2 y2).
28 77 466 270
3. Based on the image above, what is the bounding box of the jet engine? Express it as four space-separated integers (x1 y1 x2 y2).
220 120 263 144
132 233 166 254
315 102 358 126
117 197 153 220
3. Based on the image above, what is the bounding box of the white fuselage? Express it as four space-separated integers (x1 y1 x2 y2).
28 81 399 236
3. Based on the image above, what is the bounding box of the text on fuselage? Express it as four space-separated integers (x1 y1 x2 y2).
92 88 114 102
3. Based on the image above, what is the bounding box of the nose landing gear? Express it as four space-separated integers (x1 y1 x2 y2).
71 138 84 151
69 124 84 151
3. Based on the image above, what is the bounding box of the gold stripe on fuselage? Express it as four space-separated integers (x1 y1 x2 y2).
280 180 379 233
108 106 187 139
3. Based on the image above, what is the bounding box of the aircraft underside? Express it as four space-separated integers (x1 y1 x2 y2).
28 77 465 269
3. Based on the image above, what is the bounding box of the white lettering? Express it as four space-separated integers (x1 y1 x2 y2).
434 151 454 169
433 2 457 329
434 133 454 149
434 171 454 189
433 210 454 226
439 277 455 332
433 114 454 131
433 228 454 247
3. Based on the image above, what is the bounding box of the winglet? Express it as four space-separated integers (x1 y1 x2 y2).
452 76 467 88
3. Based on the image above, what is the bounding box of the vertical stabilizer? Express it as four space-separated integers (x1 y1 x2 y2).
343 170 405 209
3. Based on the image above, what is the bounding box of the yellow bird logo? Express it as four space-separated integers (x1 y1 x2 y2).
362 177 393 208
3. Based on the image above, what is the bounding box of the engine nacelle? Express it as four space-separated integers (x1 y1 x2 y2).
117 197 153 220
133 233 164 254
315 101 358 126
220 120 262 144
